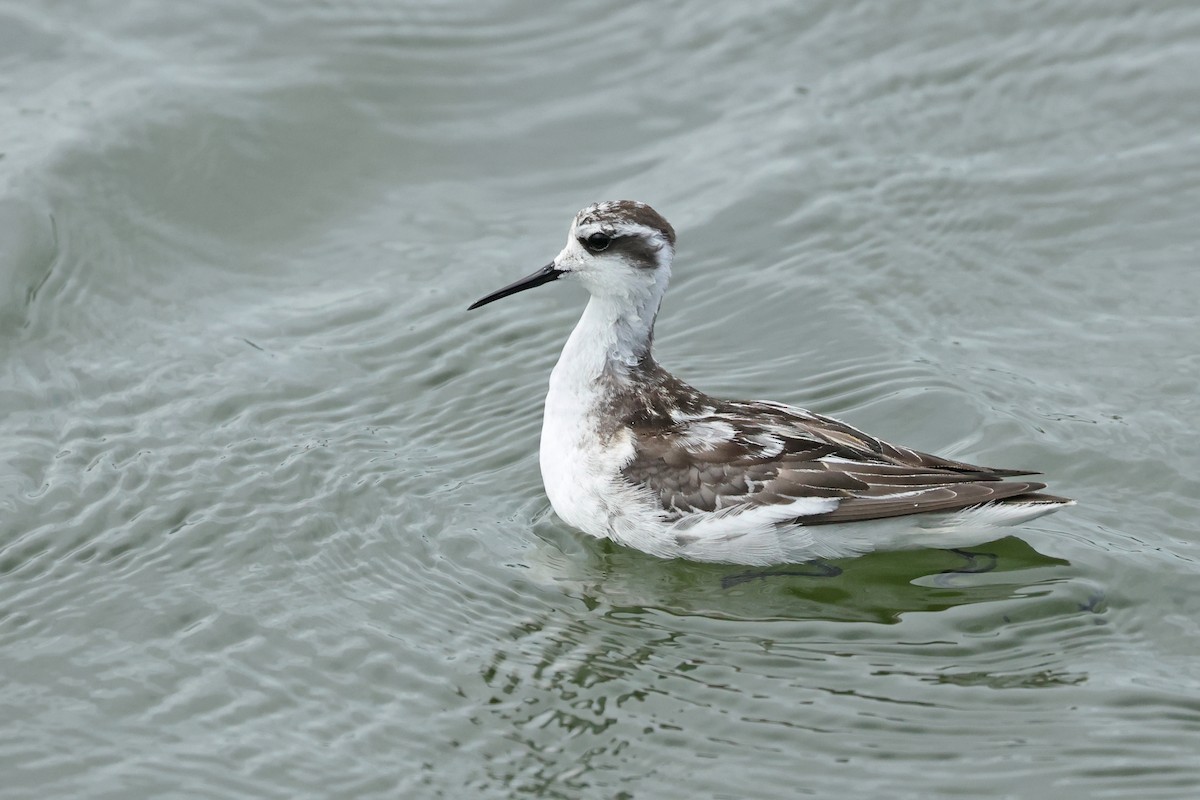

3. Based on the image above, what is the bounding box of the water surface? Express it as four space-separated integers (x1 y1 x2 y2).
3 1 1200 797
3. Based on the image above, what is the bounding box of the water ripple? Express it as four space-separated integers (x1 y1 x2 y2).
3 0 1200 797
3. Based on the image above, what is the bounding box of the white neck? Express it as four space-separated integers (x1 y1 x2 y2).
548 282 664 407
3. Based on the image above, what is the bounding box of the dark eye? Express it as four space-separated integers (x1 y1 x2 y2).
585 232 612 251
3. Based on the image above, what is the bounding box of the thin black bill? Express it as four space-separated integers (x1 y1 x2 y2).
468 262 562 310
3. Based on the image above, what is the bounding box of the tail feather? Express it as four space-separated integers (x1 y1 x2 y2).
1000 491 1074 505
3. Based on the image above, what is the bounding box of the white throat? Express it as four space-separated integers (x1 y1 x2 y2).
550 267 668 399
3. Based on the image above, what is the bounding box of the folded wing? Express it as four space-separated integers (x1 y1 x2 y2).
622 399 1066 526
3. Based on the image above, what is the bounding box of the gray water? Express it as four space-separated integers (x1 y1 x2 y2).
3 1 1200 798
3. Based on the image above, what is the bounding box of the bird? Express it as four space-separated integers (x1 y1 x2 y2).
468 200 1072 566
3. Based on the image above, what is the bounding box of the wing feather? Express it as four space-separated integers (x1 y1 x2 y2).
622 397 1054 526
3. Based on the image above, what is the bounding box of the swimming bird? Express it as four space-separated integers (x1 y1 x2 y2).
468 201 1072 566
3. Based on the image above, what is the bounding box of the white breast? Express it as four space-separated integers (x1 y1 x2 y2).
539 342 663 545
539 391 605 537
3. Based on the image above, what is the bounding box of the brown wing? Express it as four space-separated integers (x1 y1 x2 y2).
622 399 1063 525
